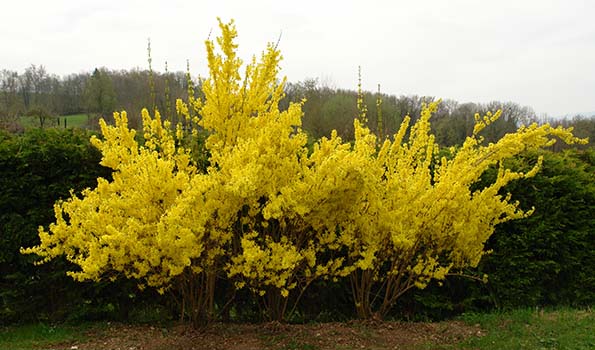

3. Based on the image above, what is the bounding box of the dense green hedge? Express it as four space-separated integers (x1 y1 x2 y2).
1 129 593 323
0 129 168 324
393 149 595 319
478 148 595 308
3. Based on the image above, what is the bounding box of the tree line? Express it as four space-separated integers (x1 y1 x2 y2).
0 65 188 131
1 65 594 148
284 79 595 148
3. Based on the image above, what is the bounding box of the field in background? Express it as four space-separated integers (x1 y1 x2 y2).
19 114 89 129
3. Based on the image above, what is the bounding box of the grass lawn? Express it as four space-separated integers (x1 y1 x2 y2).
19 114 90 129
0 323 94 350
455 308 595 350
0 308 592 350
58 114 89 128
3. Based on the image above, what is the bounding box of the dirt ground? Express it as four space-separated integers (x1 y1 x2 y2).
52 320 484 350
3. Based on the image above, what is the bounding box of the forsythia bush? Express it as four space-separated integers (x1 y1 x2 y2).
22 19 586 324
340 106 585 318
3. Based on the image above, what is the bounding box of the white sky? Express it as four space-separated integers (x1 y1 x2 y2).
1 0 594 117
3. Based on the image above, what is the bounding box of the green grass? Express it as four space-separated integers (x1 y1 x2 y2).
0 323 94 350
260 334 319 350
19 113 90 129
453 308 595 350
58 114 89 128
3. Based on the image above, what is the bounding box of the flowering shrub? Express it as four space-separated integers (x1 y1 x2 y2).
22 19 586 325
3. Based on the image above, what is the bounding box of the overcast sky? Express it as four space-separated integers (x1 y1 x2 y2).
1 0 594 117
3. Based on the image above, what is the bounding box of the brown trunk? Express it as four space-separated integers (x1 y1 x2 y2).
177 270 217 328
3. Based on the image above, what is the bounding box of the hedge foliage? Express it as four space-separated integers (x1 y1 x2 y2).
393 148 595 319
1 129 593 324
478 148 595 308
0 128 167 324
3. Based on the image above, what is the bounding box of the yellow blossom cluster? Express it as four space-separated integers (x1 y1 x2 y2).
341 101 585 317
22 109 202 289
22 18 586 321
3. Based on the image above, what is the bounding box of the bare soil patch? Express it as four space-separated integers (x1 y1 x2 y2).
50 320 483 350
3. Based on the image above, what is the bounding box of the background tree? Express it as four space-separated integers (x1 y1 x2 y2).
543 115 595 151
84 68 117 120
0 69 24 132
26 107 54 128
59 73 89 115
